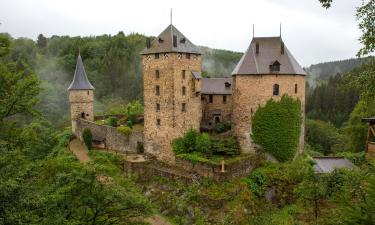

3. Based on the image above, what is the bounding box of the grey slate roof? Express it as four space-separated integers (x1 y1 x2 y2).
232 37 306 76
68 54 94 90
192 71 202 79
141 24 201 55
201 78 232 95
313 157 356 173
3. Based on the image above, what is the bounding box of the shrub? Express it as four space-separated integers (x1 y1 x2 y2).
172 137 185 155
244 170 267 197
196 133 211 155
215 121 232 133
211 137 239 156
117 126 132 138
126 120 133 128
306 119 346 155
106 117 118 127
126 100 144 124
82 128 92 150
251 95 302 162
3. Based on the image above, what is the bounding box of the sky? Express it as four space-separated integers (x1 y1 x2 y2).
0 0 362 66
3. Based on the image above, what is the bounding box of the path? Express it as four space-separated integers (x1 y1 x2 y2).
68 139 171 225
69 138 91 163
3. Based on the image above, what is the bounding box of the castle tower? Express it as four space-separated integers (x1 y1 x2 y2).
231 37 306 154
68 54 95 131
141 24 202 163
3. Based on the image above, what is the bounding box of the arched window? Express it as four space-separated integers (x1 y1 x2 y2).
273 84 280 96
81 112 85 119
295 84 298 93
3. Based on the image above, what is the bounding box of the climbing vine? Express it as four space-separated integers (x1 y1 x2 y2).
251 95 302 162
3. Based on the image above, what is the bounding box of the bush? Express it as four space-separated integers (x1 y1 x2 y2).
196 133 212 155
117 126 132 138
172 129 199 154
211 137 239 156
82 128 92 150
126 120 133 128
306 119 346 155
244 170 267 197
215 121 231 133
106 117 118 127
252 95 302 162
126 100 143 124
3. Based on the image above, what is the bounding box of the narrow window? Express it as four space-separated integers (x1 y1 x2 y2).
156 103 160 112
155 70 160 78
281 42 285 55
295 84 298 93
182 103 186 112
155 53 159 59
223 95 227 104
273 84 279 96
173 35 177 47
209 95 213 103
182 86 186 96
256 43 259 54
156 119 161 127
155 85 160 95
186 53 190 59
182 70 186 79
87 91 89 95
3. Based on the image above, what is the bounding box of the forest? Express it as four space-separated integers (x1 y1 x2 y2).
1 0 375 223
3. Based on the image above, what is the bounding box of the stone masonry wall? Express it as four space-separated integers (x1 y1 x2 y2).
69 90 94 121
201 94 232 125
73 119 142 153
232 74 306 154
143 53 202 164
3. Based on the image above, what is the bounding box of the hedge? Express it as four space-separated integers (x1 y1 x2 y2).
251 95 302 162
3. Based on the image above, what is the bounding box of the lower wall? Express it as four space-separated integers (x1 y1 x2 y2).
368 142 375 154
73 119 142 153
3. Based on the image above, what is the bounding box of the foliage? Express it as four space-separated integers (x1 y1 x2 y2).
82 128 93 150
105 116 118 127
195 132 211 155
252 95 302 162
356 0 375 57
211 137 239 156
172 129 199 154
0 34 11 57
125 100 143 123
244 170 267 197
346 98 375 151
306 119 346 155
117 126 132 138
336 151 366 166
215 121 231 133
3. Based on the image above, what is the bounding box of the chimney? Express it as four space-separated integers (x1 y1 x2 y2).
146 38 151 49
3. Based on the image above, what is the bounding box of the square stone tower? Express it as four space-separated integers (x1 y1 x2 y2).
141 24 202 163
68 54 95 132
231 37 306 154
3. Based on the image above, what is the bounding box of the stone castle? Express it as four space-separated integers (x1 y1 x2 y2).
68 23 306 164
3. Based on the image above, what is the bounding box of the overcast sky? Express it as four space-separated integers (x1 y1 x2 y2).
0 0 362 66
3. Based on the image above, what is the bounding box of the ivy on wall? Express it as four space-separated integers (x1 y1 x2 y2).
251 95 302 162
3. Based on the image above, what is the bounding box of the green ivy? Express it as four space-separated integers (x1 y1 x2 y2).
251 95 302 162
82 128 92 150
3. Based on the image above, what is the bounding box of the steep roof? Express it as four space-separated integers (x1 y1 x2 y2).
232 37 306 76
141 24 201 55
68 54 94 90
202 78 232 95
313 157 356 173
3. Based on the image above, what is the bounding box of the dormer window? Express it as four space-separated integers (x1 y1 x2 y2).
225 82 231 88
269 60 281 72
173 35 177 47
158 38 164 43
180 38 186 43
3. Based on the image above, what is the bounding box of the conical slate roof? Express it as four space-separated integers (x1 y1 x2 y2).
232 37 306 76
68 54 94 90
141 24 201 55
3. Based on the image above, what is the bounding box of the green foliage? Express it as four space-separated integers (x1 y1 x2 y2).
125 100 143 123
117 126 132 137
0 34 11 57
105 116 118 127
252 95 302 162
306 119 346 155
126 120 133 128
195 133 211 155
211 137 239 156
215 121 231 133
336 151 367 166
346 98 375 151
244 170 267 197
82 128 92 150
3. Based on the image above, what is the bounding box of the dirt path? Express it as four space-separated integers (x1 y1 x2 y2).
69 139 91 163
68 139 171 225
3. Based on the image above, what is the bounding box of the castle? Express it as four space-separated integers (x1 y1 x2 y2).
68 23 306 164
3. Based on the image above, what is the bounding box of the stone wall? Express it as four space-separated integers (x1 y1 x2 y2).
201 94 232 125
232 74 306 154
73 119 142 153
69 90 94 122
368 142 375 154
142 53 202 164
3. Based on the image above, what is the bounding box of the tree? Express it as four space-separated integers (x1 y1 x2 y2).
0 34 10 57
37 34 47 49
